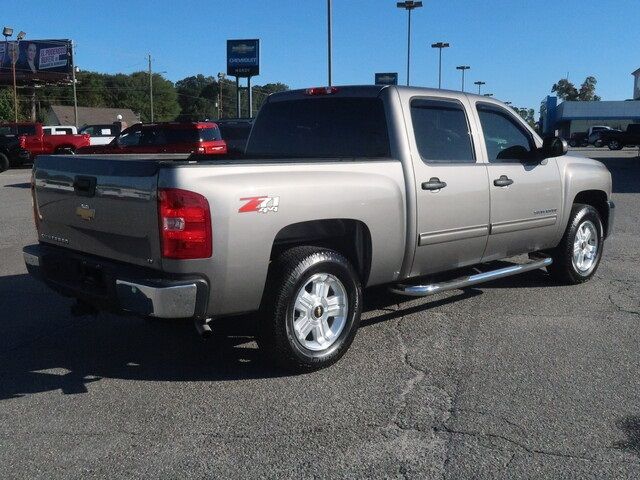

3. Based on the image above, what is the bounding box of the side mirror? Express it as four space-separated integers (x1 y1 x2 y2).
540 136 568 158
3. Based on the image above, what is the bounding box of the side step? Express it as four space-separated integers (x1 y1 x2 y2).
389 257 552 297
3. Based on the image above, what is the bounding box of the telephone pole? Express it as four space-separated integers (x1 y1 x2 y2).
148 53 154 123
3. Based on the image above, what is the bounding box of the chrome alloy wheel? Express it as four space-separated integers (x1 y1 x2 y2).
572 220 598 273
292 273 348 352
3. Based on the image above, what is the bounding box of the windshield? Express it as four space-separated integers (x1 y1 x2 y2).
246 97 390 158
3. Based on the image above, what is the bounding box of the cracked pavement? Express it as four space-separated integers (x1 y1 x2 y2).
1 151 639 479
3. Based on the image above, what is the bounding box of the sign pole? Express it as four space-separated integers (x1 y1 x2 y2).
235 76 241 118
148 53 154 123
71 41 78 127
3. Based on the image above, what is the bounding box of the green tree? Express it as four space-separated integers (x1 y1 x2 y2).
552 76 601 101
0 88 14 121
175 74 218 121
513 107 536 127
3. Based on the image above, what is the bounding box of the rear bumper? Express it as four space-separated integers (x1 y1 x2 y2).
606 200 615 238
23 244 209 319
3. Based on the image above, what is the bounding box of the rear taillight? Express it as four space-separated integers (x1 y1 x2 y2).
158 188 212 259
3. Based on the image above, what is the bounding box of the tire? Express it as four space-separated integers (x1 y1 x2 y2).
0 153 8 173
258 246 362 372
608 140 623 151
547 204 604 285
568 139 577 148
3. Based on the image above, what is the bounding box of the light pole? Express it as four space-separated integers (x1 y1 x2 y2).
148 53 154 123
431 42 449 89
396 1 423 86
327 0 332 86
456 65 470 92
3 27 24 123
483 93 494 97
474 80 486 95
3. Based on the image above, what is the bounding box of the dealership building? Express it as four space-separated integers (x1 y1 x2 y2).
542 69 640 137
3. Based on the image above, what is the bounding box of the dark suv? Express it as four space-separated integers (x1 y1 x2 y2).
78 122 227 155
0 123 37 172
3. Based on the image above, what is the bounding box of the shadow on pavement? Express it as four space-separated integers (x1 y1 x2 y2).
614 415 640 458
0 262 556 400
4 182 31 189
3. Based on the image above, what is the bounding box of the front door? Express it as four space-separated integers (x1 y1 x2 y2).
473 102 562 261
407 96 491 276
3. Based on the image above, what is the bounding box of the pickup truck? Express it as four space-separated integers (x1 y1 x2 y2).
23 85 615 371
19 123 91 160
596 123 640 150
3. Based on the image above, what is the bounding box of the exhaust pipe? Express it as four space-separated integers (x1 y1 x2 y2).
194 318 213 338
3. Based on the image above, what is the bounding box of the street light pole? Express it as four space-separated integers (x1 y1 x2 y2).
474 80 486 95
431 42 449 89
148 53 154 123
327 0 332 86
456 65 470 92
396 1 423 86
71 41 78 127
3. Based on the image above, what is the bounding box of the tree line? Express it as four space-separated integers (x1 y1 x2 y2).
0 71 290 123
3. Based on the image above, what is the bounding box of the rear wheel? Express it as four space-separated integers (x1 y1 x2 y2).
0 153 8 173
547 204 603 284
258 246 362 372
568 139 577 148
608 140 623 151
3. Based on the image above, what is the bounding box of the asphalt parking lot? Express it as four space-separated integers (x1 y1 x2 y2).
0 149 639 479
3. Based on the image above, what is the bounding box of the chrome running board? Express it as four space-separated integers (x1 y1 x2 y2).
389 257 552 297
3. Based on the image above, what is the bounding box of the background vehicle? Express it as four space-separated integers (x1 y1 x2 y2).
597 123 640 150
214 118 253 154
79 124 120 146
567 131 588 148
0 123 36 172
43 125 78 135
24 86 614 371
77 122 227 155
19 123 90 160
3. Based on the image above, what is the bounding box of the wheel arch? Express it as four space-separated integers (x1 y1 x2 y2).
269 219 373 286
573 189 609 236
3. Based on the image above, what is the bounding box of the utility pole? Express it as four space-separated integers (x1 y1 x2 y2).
431 42 450 89
456 65 470 92
396 1 423 86
148 53 154 123
71 41 78 127
327 0 332 86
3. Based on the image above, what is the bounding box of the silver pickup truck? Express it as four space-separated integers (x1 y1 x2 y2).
23 85 614 371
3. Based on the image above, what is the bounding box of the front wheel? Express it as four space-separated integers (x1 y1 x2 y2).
547 204 604 284
0 153 8 173
258 246 362 372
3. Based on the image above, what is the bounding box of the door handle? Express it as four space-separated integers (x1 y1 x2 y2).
493 175 514 187
422 177 447 191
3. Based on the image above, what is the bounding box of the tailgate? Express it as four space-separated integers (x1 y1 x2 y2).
33 155 163 269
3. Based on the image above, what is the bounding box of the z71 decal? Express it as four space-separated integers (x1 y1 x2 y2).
239 196 280 214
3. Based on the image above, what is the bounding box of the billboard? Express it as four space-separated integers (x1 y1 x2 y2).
0 39 73 85
227 39 260 77
375 73 398 85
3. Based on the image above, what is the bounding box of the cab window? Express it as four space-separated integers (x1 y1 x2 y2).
410 98 475 163
477 104 534 162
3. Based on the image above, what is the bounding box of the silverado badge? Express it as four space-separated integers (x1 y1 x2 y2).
76 204 96 221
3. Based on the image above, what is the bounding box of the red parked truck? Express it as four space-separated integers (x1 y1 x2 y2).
77 122 227 155
18 123 91 160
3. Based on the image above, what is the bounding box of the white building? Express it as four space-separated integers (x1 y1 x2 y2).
633 68 640 100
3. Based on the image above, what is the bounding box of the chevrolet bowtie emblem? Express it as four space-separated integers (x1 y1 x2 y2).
76 204 95 221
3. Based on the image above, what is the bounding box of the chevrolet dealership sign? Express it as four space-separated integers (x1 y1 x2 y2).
227 39 260 77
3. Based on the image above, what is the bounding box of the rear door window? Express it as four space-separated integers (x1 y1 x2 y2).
246 97 390 158
199 127 222 141
410 98 475 163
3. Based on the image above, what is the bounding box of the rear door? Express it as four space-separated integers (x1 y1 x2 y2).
405 95 491 276
472 101 562 261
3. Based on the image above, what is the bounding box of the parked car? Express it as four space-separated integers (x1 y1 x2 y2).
77 122 227 155
24 85 614 371
214 118 253 154
43 125 78 136
18 123 91 161
567 132 588 148
0 123 36 172
596 123 640 150
79 124 121 146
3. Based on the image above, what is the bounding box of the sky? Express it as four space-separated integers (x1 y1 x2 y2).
3 0 640 112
